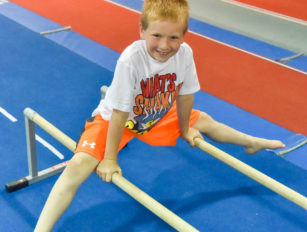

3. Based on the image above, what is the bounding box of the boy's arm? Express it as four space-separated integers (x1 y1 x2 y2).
177 94 202 146
96 109 129 182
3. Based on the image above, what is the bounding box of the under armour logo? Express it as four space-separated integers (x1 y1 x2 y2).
82 140 96 149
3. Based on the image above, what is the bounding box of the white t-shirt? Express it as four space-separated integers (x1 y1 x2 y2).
93 40 200 134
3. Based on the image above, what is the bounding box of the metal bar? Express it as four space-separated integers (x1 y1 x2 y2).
40 26 72 35
27 161 69 184
24 114 38 177
24 108 76 152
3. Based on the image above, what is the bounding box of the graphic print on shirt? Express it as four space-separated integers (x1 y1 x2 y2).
125 73 183 134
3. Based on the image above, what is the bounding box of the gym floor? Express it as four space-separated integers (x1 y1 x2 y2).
0 1 306 231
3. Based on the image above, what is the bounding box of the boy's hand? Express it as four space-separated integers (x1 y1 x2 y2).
181 127 203 147
96 158 122 183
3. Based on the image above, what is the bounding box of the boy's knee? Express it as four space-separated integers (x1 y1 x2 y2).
198 112 215 126
199 112 212 121
63 152 99 180
193 111 216 133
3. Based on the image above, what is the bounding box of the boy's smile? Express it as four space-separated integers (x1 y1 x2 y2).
140 20 185 62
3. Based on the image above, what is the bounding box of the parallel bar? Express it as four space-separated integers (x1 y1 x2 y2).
194 138 307 210
23 108 199 232
112 173 199 232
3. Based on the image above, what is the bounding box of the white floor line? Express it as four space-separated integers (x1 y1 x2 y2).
0 107 18 122
0 106 64 159
35 134 65 160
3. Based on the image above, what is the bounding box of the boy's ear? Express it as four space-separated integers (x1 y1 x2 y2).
140 23 145 39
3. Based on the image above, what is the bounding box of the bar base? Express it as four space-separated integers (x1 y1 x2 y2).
5 178 29 193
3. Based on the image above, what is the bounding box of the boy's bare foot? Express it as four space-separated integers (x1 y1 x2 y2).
244 137 285 154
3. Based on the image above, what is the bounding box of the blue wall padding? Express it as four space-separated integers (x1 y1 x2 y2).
0 2 62 32
285 55 307 72
45 31 119 72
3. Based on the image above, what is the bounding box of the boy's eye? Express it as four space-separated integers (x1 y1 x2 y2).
152 34 161 38
170 36 179 40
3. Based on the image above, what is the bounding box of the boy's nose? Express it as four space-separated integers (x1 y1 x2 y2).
158 38 169 50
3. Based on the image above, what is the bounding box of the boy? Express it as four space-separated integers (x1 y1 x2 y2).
34 0 284 231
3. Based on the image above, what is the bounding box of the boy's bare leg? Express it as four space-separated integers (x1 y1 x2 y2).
34 152 99 232
193 112 285 154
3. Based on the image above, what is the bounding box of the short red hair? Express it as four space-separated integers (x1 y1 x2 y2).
141 0 189 34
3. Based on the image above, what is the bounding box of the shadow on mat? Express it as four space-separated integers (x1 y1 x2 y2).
0 189 37 230
56 183 307 232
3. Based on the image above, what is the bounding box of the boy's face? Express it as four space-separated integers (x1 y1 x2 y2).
140 20 185 62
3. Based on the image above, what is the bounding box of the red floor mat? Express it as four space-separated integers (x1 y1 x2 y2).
10 0 307 134
233 0 307 21
186 33 307 134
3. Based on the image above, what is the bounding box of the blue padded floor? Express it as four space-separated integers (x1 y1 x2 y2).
0 5 307 232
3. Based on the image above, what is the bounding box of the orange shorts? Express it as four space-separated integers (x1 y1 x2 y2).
75 104 200 161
